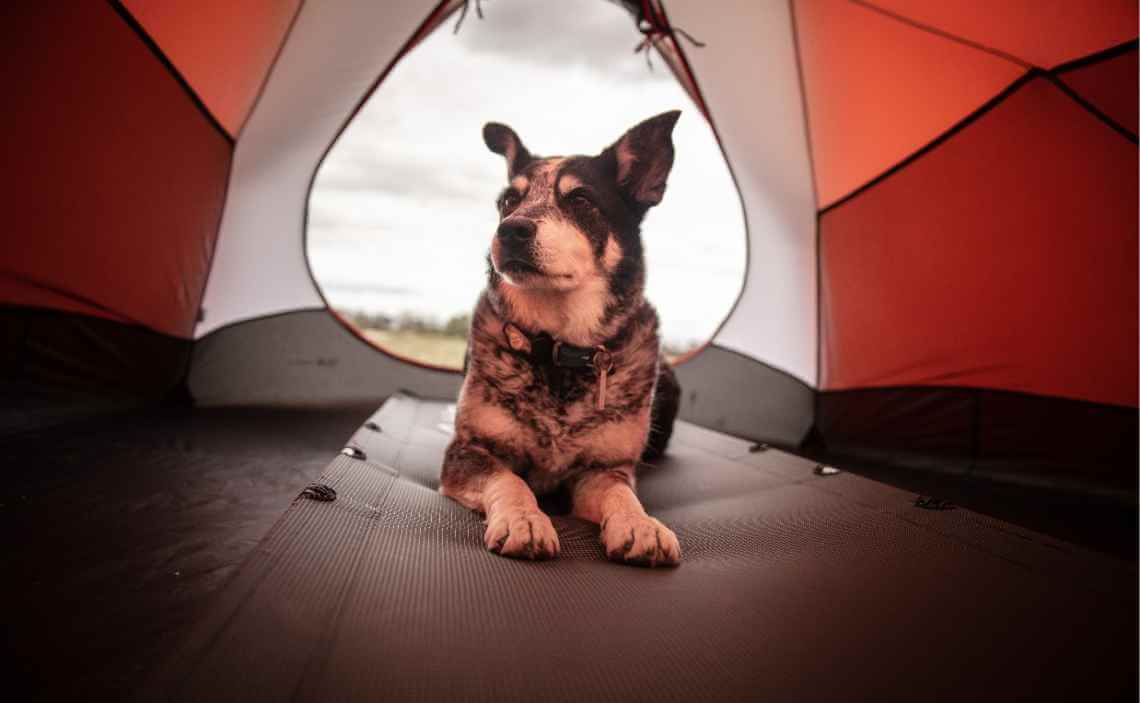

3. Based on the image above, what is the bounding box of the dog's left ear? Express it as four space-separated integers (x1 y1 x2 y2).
483 122 533 178
605 110 680 208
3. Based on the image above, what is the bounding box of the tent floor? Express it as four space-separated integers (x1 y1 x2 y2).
4 395 1136 700
4 402 372 700
154 395 1134 701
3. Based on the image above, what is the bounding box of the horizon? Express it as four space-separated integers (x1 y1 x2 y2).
308 0 747 352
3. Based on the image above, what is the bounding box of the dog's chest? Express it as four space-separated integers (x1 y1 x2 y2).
519 403 633 494
473 353 652 490
509 365 607 455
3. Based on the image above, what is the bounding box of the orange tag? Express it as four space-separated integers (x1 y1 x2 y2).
593 349 613 410
503 323 531 353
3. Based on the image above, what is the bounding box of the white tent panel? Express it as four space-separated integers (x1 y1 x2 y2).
200 0 817 390
667 0 818 386
197 0 440 337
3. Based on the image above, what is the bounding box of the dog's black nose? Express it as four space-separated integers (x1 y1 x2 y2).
497 219 536 243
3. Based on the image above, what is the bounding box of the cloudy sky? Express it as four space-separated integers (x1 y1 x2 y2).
308 0 746 349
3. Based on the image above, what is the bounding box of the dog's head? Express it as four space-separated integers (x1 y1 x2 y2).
482 111 680 296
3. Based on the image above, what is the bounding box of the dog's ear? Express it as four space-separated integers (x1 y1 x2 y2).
605 110 680 208
483 122 533 178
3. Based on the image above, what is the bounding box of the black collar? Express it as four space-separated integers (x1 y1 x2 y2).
503 323 613 372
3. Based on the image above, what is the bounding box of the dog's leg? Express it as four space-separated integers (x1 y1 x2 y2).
641 360 681 462
571 467 681 567
440 440 560 560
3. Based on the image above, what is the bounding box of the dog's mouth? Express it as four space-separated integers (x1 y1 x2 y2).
498 259 545 277
494 256 577 287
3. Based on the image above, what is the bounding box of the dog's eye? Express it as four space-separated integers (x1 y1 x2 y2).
566 190 594 208
499 191 521 211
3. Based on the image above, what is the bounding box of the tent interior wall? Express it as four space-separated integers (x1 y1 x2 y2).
3 1 1136 700
5 0 1134 489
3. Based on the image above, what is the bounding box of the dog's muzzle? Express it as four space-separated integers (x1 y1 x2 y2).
496 218 540 273
497 217 536 244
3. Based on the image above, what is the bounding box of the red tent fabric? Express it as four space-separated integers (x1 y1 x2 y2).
820 76 1138 408
2 3 231 339
1 0 1135 490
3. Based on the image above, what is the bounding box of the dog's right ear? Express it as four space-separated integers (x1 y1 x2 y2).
483 122 533 178
605 110 680 208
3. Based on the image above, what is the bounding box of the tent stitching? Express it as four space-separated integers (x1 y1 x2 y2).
701 343 817 393
104 0 234 143
0 270 150 330
196 2 781 389
653 0 759 374
231 0 310 143
819 70 1035 215
820 382 1139 412
820 53 1137 217
848 0 1033 70
1048 74 1138 143
191 306 328 340
1048 38 1139 144
1052 38 1138 75
104 0 237 342
192 0 309 337
787 0 824 395
298 0 462 374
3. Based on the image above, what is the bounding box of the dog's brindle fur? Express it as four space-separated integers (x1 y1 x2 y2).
440 111 683 567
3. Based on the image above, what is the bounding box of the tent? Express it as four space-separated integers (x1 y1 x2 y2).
4 2 1137 700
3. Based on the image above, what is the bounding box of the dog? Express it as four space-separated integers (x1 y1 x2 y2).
440 111 683 567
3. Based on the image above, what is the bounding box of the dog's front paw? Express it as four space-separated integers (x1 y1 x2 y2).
600 512 681 567
484 509 560 560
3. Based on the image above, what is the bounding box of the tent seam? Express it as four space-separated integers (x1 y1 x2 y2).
298 0 462 376
703 343 816 393
0 303 190 343
1047 40 1138 144
0 271 154 333
652 1 753 370
104 0 233 143
1047 74 1138 144
232 0 309 143
786 0 823 398
104 0 237 348
191 0 308 344
193 306 328 341
813 35 1139 213
1051 38 1138 74
820 383 1139 412
847 0 1034 70
820 70 1035 215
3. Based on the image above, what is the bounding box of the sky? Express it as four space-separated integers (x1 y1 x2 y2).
307 0 746 349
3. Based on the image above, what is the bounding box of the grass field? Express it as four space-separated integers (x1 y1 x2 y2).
359 327 697 368
361 328 467 368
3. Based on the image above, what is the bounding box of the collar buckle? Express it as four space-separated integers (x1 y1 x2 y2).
591 347 613 374
506 323 611 372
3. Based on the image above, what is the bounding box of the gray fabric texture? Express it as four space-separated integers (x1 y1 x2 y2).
674 344 814 445
189 311 811 446
151 395 1137 701
188 310 462 406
